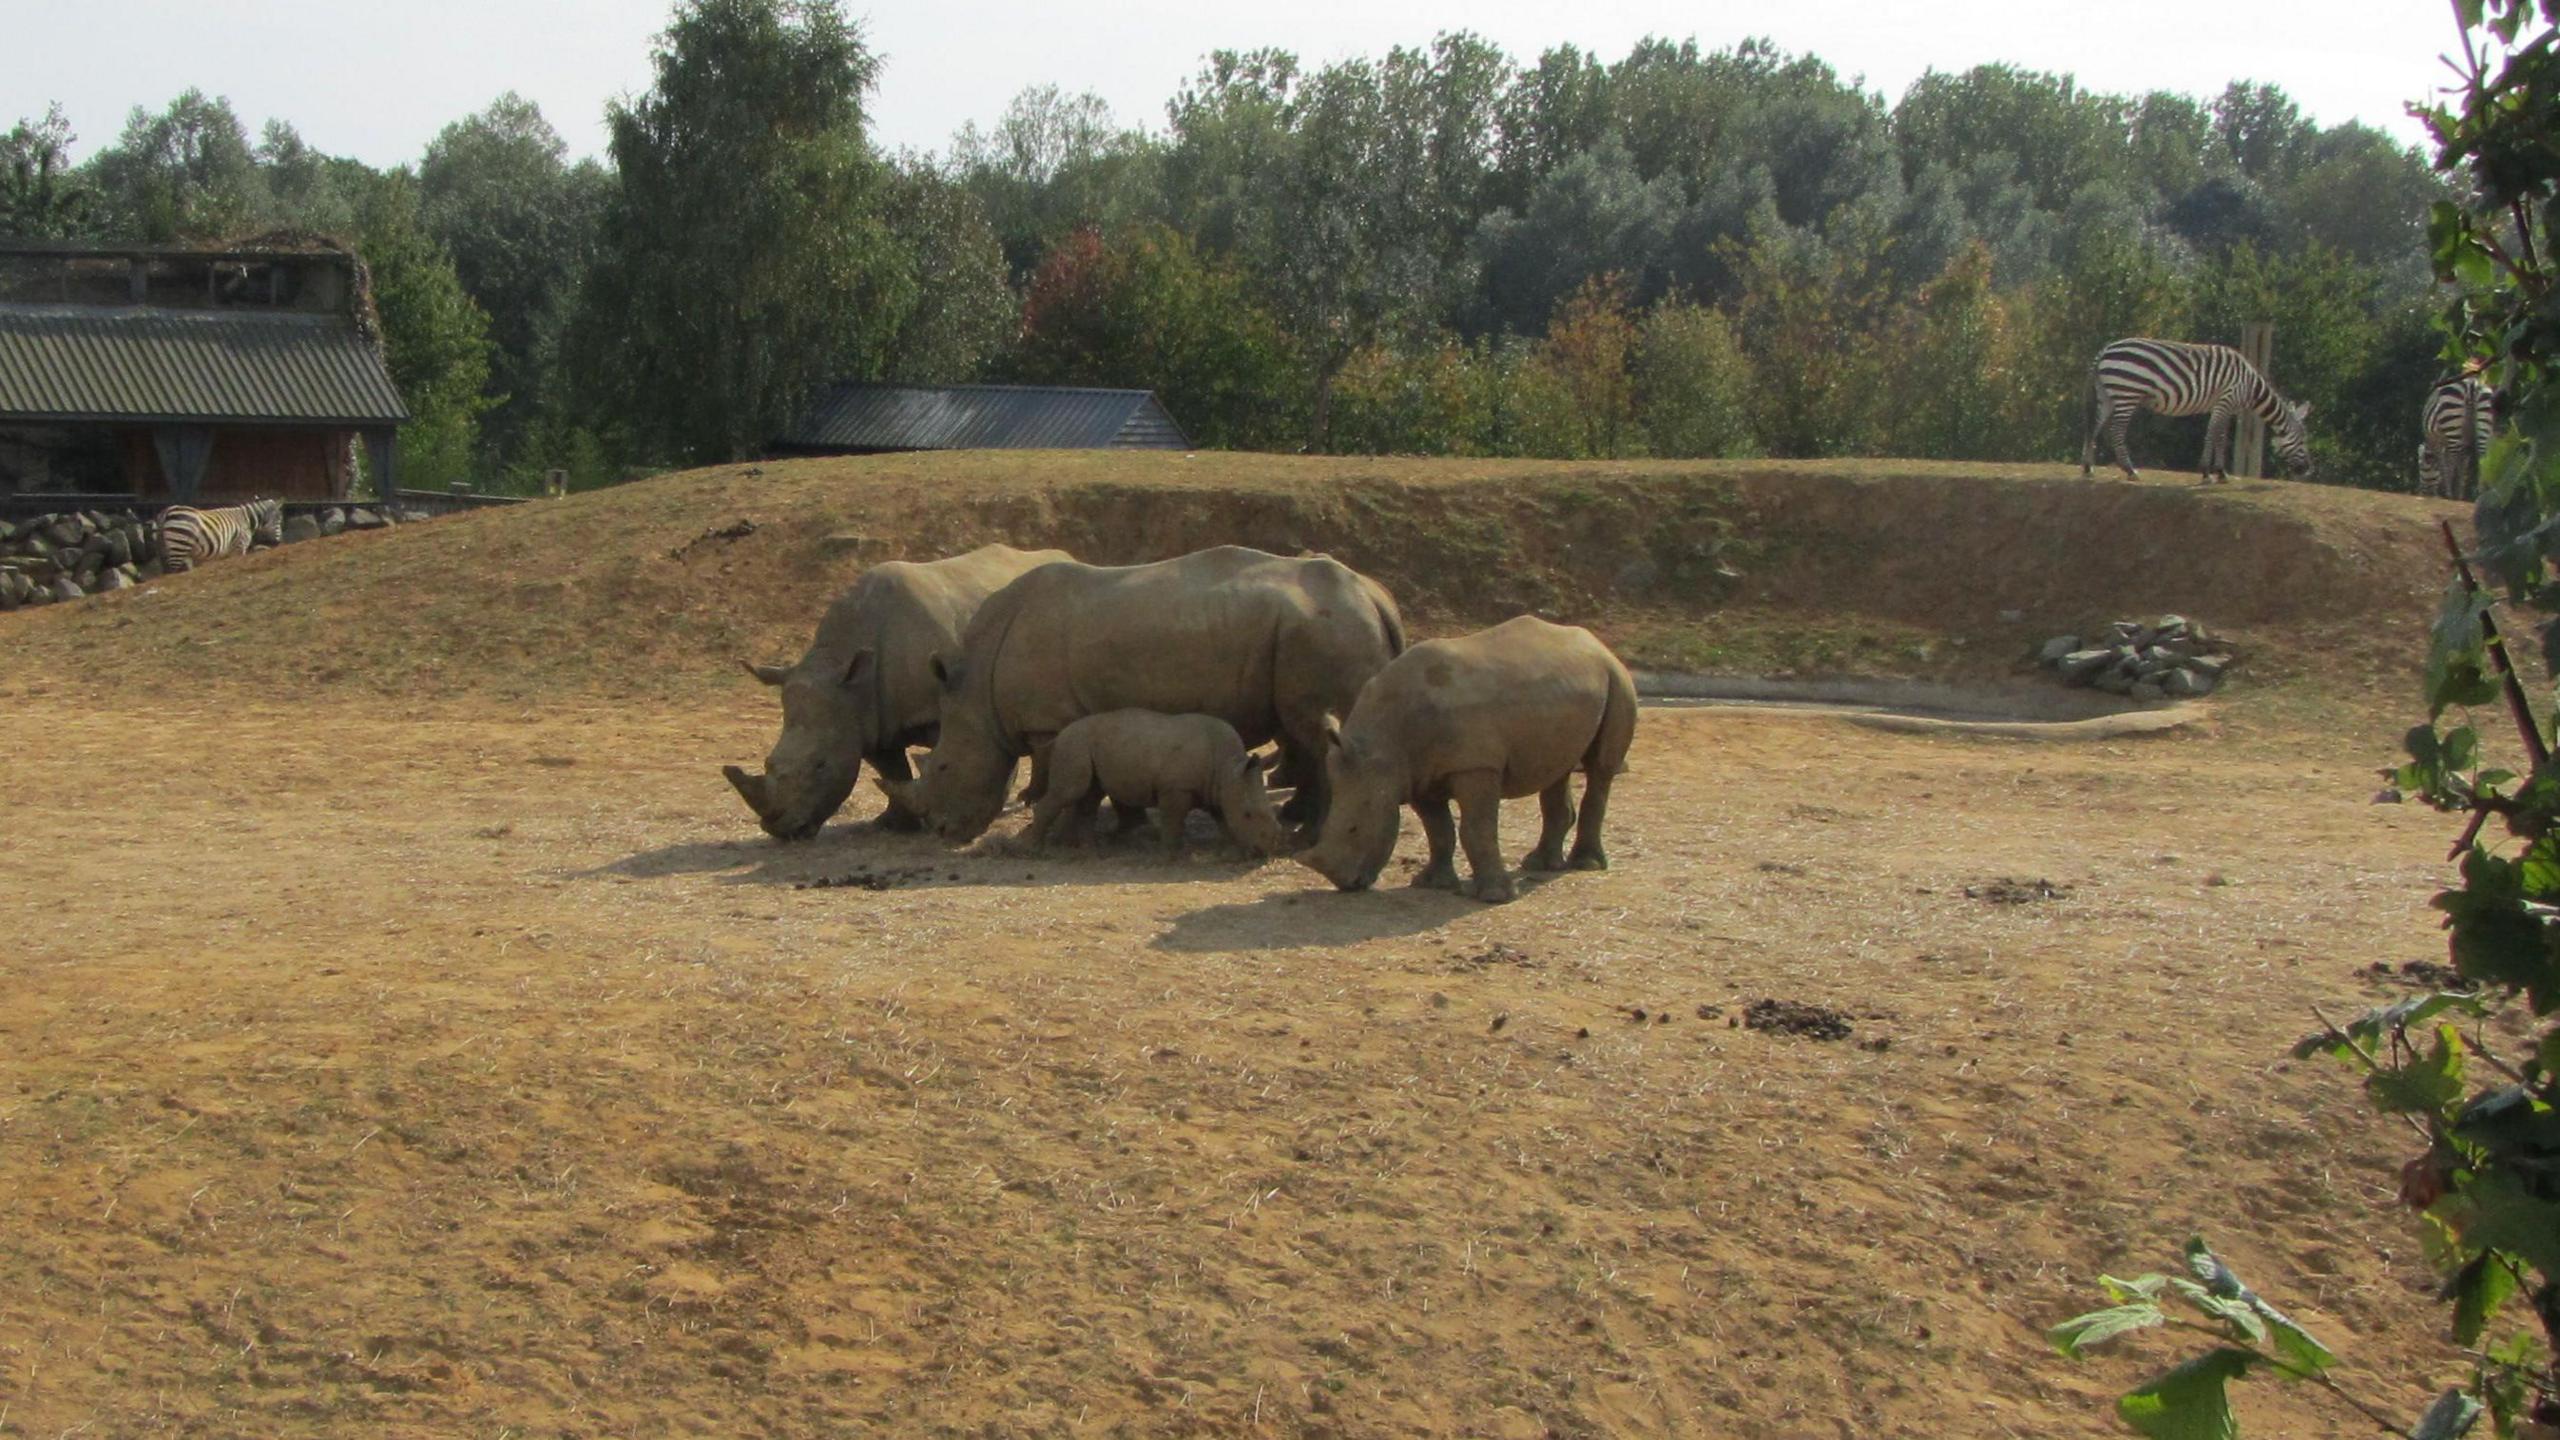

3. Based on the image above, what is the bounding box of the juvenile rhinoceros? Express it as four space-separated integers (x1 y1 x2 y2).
1296 615 1636 904
723 543 1069 840
1025 710 1290 855
878 546 1406 844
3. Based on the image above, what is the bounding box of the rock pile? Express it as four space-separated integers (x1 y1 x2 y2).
0 508 160 609
0 503 426 610
2036 615 2233 701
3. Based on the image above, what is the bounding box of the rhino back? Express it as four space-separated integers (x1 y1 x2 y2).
1351 617 1627 799
965 548 1394 749
851 547 1067 743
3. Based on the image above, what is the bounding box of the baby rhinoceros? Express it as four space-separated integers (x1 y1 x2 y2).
1026 710 1292 856
1297 616 1636 903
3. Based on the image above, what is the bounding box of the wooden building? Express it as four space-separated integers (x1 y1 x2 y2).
0 241 409 503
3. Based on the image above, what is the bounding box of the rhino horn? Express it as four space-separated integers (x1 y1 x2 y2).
723 764 773 816
742 659 791 686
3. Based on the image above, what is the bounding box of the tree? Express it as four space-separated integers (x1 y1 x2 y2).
1471 135 1682 334
1634 300 1754 458
350 169 496 492
1535 272 1639 457
420 94 610 463
948 86 1160 279
1 104 91 239
82 90 270 241
570 0 906 464
875 161 1016 383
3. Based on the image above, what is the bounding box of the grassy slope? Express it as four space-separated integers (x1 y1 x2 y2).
0 451 2467 715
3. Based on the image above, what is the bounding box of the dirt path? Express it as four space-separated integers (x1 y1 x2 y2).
0 695 2470 1437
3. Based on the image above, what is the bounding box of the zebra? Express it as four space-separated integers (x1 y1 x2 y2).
158 498 283 573
2419 376 2493 500
2081 338 2314 484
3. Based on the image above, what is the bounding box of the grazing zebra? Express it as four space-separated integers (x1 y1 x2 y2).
2081 338 2314 484
2419 376 2493 500
159 498 283 573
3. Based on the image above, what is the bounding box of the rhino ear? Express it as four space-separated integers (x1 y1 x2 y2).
839 648 875 688
930 652 959 691
743 659 791 687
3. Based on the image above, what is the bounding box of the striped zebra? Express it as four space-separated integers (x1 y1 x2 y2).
2081 338 2314 484
2419 376 2492 500
158 498 283 573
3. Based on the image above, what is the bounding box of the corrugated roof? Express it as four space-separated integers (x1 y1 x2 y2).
779 383 1190 452
0 304 408 425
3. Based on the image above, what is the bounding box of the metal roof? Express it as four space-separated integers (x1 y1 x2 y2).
0 304 409 425
778 383 1191 452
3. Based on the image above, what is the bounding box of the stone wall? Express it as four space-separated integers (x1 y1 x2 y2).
0 504 422 610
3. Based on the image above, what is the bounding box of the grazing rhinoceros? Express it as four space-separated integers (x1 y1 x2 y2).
1296 615 1636 904
1027 710 1291 855
877 546 1406 844
723 543 1069 840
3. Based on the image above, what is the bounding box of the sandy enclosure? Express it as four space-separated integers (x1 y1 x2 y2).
0 693 2478 1437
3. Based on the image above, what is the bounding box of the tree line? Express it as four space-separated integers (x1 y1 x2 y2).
0 0 2453 491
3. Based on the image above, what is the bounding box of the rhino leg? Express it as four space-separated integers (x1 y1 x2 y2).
1105 798 1147 837
1410 797 1461 891
1524 779 1577 872
1273 726 1328 829
1450 770 1515 904
1157 790 1195 855
869 750 923 832
1567 766 1615 871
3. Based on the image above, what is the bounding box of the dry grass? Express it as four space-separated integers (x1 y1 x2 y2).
0 453 2494 1436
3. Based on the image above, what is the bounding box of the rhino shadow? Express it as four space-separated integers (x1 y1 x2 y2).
593 812 1268 890
1151 878 1535 954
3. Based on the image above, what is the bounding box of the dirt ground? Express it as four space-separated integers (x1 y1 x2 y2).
0 688 2486 1438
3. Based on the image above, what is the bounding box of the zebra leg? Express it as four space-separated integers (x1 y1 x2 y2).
2199 408 2227 484
2107 408 2140 482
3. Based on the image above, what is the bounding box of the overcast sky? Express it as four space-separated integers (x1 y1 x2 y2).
4 0 2461 169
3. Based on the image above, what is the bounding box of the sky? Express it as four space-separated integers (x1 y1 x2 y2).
2 0 2463 169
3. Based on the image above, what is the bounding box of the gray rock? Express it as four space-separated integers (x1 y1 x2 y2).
2092 668 2137 695
2163 668 2215 698
1998 608 2024 624
2373 787 2404 804
2038 635 2081 665
0 519 14 543
2129 680 2169 703
2188 654 2231 679
102 531 132 567
21 534 51 558
44 518 83 547
282 514 321 544
96 568 131 592
348 507 388 529
2057 648 2114 682
49 577 83 602
320 507 347 536
2154 614 2190 636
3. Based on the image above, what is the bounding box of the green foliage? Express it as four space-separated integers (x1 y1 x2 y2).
81 89 271 241
420 94 610 464
569 0 907 464
1635 300 1755 459
352 170 497 493
1 104 91 239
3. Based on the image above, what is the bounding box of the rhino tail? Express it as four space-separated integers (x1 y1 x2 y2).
1368 580 1408 657
1590 660 1639 778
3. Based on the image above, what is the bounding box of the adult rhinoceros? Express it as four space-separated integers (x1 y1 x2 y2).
723 543 1069 840
879 546 1407 844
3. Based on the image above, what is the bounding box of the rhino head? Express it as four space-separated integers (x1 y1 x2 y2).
1217 750 1293 856
725 650 875 841
1294 719 1403 890
870 652 1016 844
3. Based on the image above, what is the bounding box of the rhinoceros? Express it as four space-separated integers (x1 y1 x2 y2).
1296 615 1636 903
723 543 1070 840
878 546 1407 844
1027 710 1291 855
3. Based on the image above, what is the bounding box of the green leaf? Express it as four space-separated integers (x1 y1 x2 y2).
2367 1024 2469 1115
2413 1387 2484 1440
2435 1166 2560 1274
2116 1348 2255 1440
2048 1301 2166 1358
2100 1273 2169 1304
2292 994 2489 1062
2449 1250 2520 1346
2428 583 2502 714
2169 1277 2268 1341
2248 1299 2336 1379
